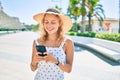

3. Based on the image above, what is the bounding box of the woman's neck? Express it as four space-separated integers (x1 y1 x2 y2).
47 34 58 41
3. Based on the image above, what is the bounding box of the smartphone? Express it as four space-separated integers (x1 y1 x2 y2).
36 45 47 57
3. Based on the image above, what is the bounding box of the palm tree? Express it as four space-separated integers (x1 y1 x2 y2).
55 5 62 11
67 0 81 32
86 0 105 31
80 0 87 32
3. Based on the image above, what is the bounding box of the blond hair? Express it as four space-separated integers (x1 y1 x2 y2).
38 14 64 46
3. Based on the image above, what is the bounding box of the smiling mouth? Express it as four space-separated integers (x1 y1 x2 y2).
47 27 54 31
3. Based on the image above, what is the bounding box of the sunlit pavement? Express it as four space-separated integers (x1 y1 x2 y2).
0 31 120 80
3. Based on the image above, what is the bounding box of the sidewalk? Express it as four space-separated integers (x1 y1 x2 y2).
0 31 120 80
0 31 37 80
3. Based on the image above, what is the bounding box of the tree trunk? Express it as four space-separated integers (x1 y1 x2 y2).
81 0 86 33
81 16 86 32
74 17 78 32
88 13 92 31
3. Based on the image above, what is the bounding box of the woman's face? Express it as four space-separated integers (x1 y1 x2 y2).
43 14 60 35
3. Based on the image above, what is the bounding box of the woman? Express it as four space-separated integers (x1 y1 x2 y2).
30 8 74 80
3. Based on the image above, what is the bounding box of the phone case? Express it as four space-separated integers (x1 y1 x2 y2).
36 45 47 56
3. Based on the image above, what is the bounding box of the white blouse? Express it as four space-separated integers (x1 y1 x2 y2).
34 38 67 80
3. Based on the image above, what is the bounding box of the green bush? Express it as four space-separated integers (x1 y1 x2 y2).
76 32 96 37
67 31 76 36
67 31 120 42
95 33 120 42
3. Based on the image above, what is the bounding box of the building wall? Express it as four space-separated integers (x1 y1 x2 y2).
92 18 119 33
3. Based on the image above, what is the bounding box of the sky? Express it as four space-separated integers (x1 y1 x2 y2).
0 0 119 25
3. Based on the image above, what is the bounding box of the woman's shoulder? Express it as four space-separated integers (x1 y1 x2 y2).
65 36 73 41
64 36 74 53
65 36 74 45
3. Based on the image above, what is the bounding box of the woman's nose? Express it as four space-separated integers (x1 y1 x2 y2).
47 23 52 26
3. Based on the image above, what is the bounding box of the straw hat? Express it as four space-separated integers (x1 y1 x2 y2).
33 8 72 33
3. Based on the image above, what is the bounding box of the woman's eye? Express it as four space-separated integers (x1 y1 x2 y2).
44 22 49 24
44 21 56 25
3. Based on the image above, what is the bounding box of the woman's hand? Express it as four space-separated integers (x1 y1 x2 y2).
32 52 46 64
44 52 58 64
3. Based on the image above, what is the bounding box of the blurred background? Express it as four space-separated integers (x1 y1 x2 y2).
0 0 119 35
0 0 120 80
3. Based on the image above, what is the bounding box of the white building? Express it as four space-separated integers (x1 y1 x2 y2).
92 18 119 33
